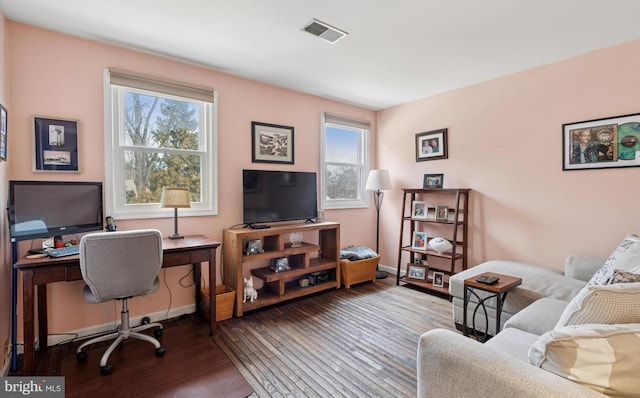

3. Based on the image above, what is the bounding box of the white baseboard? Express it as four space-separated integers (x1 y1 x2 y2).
16 304 195 354
379 263 403 277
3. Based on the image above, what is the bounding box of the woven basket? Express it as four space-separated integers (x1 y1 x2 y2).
340 255 380 288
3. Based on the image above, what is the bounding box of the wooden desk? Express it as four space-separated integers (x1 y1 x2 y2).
14 235 220 375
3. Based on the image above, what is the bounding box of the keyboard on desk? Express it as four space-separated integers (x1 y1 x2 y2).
47 245 80 257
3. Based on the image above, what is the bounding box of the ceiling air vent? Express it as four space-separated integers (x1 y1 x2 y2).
302 19 348 44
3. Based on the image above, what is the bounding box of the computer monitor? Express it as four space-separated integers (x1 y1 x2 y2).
8 180 104 242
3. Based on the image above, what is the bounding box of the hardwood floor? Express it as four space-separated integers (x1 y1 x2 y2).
10 316 254 398
10 275 457 398
215 275 457 397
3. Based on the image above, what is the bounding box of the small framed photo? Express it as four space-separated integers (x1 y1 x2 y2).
432 271 445 288
412 231 428 250
251 121 294 164
33 116 79 172
435 205 449 221
0 104 7 161
416 128 448 161
423 173 444 188
407 263 428 282
412 201 428 219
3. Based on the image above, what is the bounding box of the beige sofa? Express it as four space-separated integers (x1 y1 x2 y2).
418 245 640 397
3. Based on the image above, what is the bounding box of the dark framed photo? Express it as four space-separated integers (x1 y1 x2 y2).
412 201 427 219
423 173 444 188
562 113 640 170
435 205 449 221
0 104 7 161
432 271 445 288
412 231 428 250
416 128 448 161
33 116 79 172
407 263 428 282
251 121 294 164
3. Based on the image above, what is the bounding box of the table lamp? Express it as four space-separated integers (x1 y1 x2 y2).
365 169 392 279
160 187 191 239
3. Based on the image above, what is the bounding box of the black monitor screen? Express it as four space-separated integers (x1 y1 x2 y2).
8 180 104 241
243 170 318 225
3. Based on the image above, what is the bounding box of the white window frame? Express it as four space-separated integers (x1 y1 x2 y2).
103 68 218 219
320 113 370 209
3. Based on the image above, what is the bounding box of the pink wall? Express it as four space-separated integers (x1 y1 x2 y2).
6 22 377 336
377 40 640 272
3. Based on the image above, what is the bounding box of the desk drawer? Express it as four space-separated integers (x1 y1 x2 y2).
163 253 192 267
65 266 83 281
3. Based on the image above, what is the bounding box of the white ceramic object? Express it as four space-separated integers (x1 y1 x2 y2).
429 237 453 254
289 232 303 247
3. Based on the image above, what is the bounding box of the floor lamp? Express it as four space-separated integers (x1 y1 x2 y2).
365 170 392 279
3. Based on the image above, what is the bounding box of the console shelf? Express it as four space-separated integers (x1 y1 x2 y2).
223 222 340 317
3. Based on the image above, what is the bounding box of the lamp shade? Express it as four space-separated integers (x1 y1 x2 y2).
160 187 191 208
365 170 392 191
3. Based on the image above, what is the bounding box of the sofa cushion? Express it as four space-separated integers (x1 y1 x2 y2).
484 327 539 363
555 283 640 328
589 234 640 285
503 298 567 336
529 323 640 397
608 269 640 284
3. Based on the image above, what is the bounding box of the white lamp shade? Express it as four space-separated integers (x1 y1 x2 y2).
160 187 191 208
365 170 392 191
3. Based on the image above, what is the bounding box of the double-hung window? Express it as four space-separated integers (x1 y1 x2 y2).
320 113 370 209
104 68 218 219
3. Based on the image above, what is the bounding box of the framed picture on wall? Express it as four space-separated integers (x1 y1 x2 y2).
416 128 448 161
562 112 640 170
0 104 7 161
33 116 79 172
251 121 294 164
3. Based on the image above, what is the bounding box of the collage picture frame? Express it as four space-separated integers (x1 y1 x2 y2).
33 116 79 172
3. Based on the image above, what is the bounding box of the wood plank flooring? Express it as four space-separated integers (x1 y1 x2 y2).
215 277 457 397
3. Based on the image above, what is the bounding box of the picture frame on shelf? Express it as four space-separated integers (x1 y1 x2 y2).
412 231 428 250
251 121 294 164
0 104 7 161
432 271 445 287
412 201 428 219
423 173 444 188
33 116 79 172
416 128 448 161
562 112 640 170
435 205 449 221
407 263 428 282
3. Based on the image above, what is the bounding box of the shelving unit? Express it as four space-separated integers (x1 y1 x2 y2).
223 222 340 317
396 188 470 295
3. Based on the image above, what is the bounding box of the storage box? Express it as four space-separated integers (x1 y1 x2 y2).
201 285 235 322
340 255 380 288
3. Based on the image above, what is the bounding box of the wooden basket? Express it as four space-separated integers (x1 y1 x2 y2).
201 285 235 321
340 255 380 288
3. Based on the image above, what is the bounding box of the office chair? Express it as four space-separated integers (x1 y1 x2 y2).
75 229 166 375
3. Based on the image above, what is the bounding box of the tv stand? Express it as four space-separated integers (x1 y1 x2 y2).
247 224 271 229
223 222 340 317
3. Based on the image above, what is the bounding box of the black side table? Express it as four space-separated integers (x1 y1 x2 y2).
463 272 522 342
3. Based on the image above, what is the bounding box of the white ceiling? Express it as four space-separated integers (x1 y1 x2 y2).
2 0 640 110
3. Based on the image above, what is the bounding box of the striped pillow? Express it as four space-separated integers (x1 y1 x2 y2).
555 283 640 328
529 323 640 397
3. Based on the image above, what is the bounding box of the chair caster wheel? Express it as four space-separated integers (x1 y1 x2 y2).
76 351 88 362
155 347 165 357
141 316 151 325
100 364 112 375
154 328 163 338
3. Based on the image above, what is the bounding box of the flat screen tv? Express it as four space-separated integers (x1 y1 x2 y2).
8 180 104 241
243 169 318 227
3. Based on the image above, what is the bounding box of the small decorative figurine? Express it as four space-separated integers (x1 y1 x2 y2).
243 277 258 303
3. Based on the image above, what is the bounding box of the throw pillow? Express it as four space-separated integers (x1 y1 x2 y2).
555 282 640 328
589 234 640 285
529 323 640 397
608 269 640 284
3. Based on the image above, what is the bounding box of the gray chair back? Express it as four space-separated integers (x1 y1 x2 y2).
79 229 163 302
